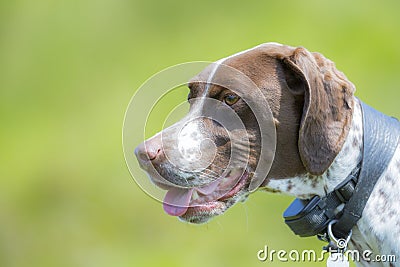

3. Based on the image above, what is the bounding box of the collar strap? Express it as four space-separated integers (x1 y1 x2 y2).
332 100 400 238
283 99 400 240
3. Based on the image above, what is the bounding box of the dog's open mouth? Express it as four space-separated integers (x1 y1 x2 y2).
162 169 250 223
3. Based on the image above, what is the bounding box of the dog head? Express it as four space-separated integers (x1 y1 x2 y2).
135 43 355 223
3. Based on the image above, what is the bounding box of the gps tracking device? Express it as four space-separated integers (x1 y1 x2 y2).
283 196 334 237
282 161 363 238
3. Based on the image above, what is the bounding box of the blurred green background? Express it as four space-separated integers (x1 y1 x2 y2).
1 0 399 266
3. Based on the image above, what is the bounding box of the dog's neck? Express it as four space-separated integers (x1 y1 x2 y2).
263 98 363 199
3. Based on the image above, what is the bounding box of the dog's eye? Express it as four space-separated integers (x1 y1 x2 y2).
223 94 239 106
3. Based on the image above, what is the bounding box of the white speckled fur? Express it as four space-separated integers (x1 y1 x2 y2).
265 99 400 266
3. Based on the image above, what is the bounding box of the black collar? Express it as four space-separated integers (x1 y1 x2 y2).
283 99 400 244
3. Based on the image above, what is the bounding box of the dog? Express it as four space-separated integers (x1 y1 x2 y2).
135 43 400 266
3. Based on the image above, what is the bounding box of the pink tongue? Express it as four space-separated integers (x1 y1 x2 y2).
163 188 194 216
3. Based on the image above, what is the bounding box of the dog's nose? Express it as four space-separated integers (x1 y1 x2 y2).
135 139 162 163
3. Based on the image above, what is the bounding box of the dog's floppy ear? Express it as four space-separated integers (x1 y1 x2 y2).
281 47 355 175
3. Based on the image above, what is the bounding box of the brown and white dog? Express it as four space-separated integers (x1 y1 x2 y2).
135 43 400 266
